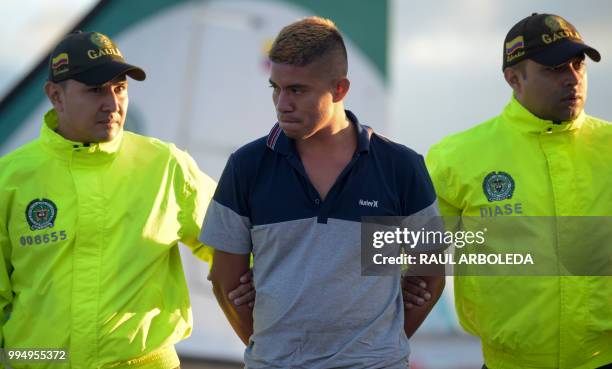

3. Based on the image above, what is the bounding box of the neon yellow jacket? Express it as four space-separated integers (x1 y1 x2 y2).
0 110 216 369
427 97 612 369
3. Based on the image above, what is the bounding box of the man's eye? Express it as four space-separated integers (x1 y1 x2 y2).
573 60 586 70
545 66 563 73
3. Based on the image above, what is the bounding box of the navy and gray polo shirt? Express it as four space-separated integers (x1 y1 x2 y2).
200 111 438 369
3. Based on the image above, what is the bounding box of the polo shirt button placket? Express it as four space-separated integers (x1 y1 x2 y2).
314 198 328 224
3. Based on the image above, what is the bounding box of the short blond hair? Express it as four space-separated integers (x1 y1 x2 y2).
269 16 348 77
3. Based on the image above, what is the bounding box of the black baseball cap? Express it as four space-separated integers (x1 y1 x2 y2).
48 31 146 85
502 13 600 70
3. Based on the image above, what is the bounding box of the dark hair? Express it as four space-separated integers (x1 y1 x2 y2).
269 16 348 77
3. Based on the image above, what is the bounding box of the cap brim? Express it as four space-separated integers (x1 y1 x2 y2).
72 60 146 86
531 40 601 66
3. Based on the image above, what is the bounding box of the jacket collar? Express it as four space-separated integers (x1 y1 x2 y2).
41 109 123 161
502 95 585 134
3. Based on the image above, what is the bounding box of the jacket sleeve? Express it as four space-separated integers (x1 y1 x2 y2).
174 149 217 264
0 216 13 349
426 144 462 217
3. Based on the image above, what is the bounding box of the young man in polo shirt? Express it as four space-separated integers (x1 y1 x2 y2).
201 17 444 368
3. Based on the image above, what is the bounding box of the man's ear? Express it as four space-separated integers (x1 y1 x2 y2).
44 81 65 113
332 78 350 103
503 67 522 96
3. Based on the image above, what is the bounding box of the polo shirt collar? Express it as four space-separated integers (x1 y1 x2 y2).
266 109 371 155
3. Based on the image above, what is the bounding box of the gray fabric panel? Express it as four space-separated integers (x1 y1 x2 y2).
245 217 409 369
400 198 441 228
401 199 447 252
200 200 252 255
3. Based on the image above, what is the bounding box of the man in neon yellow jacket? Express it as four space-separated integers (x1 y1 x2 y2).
0 31 217 368
407 13 611 369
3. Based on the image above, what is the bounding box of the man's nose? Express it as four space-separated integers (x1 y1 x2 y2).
275 90 293 113
564 64 583 86
101 89 120 112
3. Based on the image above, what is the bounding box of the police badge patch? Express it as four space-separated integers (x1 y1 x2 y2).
25 199 58 230
483 172 515 202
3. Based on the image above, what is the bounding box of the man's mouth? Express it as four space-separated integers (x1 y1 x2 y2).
97 117 117 125
279 118 301 124
561 93 582 103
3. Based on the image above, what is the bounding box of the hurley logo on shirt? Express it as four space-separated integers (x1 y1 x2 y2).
359 199 379 208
